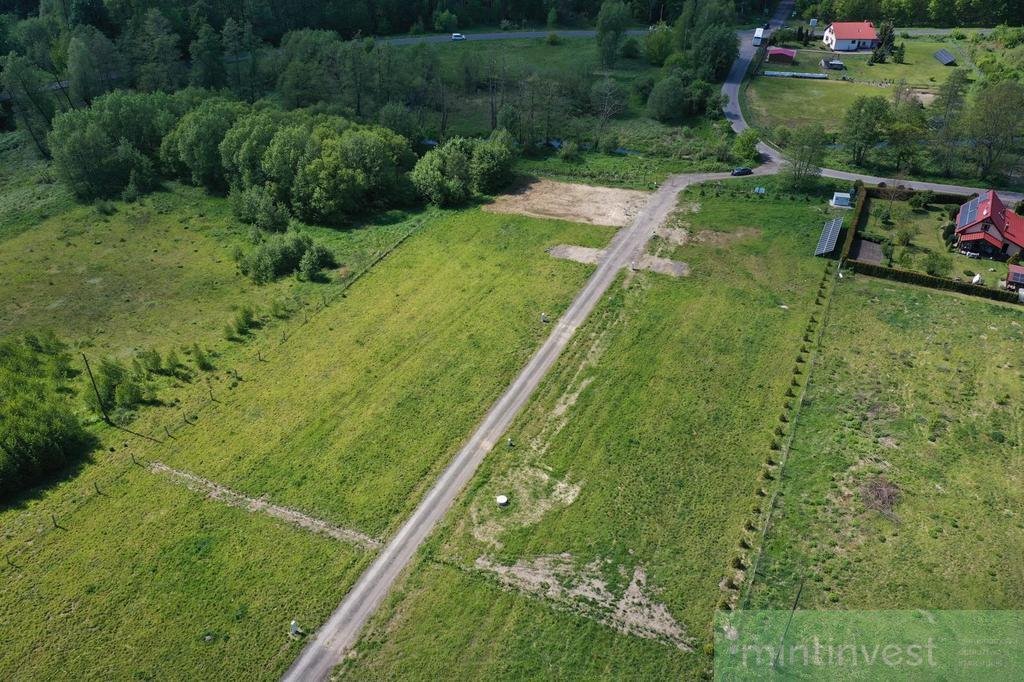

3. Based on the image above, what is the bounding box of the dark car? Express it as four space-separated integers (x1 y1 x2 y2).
731 167 753 176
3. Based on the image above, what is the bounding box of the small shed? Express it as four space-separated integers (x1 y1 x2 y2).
767 47 797 64
934 48 957 66
820 58 845 70
1007 264 1024 293
830 192 853 209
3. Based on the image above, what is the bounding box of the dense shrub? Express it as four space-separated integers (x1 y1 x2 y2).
239 233 333 283
0 334 91 498
470 128 518 194
411 137 475 206
299 243 337 280
160 98 247 189
230 185 291 231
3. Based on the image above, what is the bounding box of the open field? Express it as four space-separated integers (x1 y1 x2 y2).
0 182 429 360
745 77 892 133
859 198 1011 286
0 207 612 678
124 209 612 539
515 152 727 190
747 277 1024 610
338 177 835 678
0 133 73 241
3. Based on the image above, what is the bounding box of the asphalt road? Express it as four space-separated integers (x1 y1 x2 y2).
385 28 646 46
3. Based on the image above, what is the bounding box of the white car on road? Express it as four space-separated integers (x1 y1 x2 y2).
450 33 466 41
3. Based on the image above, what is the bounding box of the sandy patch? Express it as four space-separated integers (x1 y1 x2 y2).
636 255 689 278
909 89 936 106
548 244 605 265
689 228 761 246
653 227 690 246
476 553 694 651
486 178 649 227
470 466 580 547
149 462 381 551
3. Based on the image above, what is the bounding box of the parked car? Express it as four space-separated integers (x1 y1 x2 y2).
450 33 466 41
731 167 753 176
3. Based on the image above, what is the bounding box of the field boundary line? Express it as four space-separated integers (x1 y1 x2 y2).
149 462 382 551
740 262 841 608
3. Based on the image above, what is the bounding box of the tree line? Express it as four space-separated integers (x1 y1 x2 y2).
793 0 1024 27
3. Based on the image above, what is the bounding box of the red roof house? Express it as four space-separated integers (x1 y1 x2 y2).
766 47 797 64
823 22 880 51
954 190 1024 258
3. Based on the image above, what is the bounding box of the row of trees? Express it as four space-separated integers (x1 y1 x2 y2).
843 74 1024 179
792 0 1024 27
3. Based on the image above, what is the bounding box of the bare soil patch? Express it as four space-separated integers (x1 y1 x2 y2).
688 228 761 247
636 255 689 278
486 178 649 227
470 466 581 547
548 244 605 265
475 553 694 651
149 462 382 550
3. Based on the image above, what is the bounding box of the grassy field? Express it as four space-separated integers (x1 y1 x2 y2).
123 209 612 539
747 277 1024 610
516 150 727 190
763 41 964 88
1 207 612 678
0 132 73 241
339 177 836 678
745 77 891 133
859 198 1011 286
0 181 430 360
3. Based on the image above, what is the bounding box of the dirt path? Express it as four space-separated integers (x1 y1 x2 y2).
149 462 382 551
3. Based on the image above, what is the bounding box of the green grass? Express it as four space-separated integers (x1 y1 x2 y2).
860 198 1010 285
0 208 612 678
747 277 1024 610
745 77 893 133
0 181 429 360
762 41 965 88
126 209 613 539
0 456 370 681
339 178 835 678
0 132 74 241
515 150 728 190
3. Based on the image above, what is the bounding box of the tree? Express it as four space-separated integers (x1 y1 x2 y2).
161 98 247 189
690 24 739 81
965 80 1024 179
378 102 419 142
596 0 630 68
136 9 184 92
190 21 226 88
411 137 474 206
731 127 760 163
469 128 517 194
842 95 890 166
590 77 626 140
930 68 969 177
647 75 685 122
782 123 826 190
1 52 55 157
66 26 118 105
220 110 281 189
547 7 558 29
644 22 674 66
262 122 313 202
886 101 927 174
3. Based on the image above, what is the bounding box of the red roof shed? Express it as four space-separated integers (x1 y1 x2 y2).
766 47 797 63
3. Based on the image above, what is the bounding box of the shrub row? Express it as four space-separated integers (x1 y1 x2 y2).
847 260 1019 303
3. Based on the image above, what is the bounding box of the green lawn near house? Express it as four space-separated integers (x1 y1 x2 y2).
745 77 892 134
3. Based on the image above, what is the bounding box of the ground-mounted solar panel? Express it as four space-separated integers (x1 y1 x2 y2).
934 49 957 66
815 217 843 256
1010 270 1024 285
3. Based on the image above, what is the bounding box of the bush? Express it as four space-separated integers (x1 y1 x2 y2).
233 306 256 335
470 128 518 194
0 334 91 498
299 243 337 281
240 233 314 284
598 132 620 155
619 36 640 59
411 138 475 206
632 75 656 102
546 32 561 46
908 191 935 210
433 9 458 32
230 185 291 232
644 23 673 66
558 141 580 162
924 252 952 277
191 343 214 371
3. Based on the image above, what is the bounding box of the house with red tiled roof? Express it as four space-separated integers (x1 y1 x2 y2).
823 22 880 51
954 190 1024 259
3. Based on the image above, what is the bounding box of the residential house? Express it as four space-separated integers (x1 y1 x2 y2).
954 190 1024 259
822 22 880 51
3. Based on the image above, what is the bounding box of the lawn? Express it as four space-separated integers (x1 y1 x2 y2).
0 132 74 241
744 77 892 133
859 198 1010 286
515 150 727 190
746 276 1024 611
125 209 613 539
339 178 834 679
0 208 612 678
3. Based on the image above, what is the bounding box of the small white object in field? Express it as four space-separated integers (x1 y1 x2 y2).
779 304 789 310
290 620 303 637
838 272 844 279
541 312 550 323
496 495 509 507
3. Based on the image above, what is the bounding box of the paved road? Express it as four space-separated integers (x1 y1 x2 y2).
385 28 646 46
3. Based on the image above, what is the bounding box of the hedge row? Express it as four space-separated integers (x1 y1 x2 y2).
839 186 868 260
847 260 1020 303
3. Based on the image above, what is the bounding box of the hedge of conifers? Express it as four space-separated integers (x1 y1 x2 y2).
846 260 1020 303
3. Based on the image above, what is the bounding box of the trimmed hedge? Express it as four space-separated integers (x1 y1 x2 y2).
847 260 1020 303
840 186 868 260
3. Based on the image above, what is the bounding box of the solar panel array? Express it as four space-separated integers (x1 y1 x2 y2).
957 195 982 228
815 217 843 256
1010 269 1024 285
934 49 956 65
